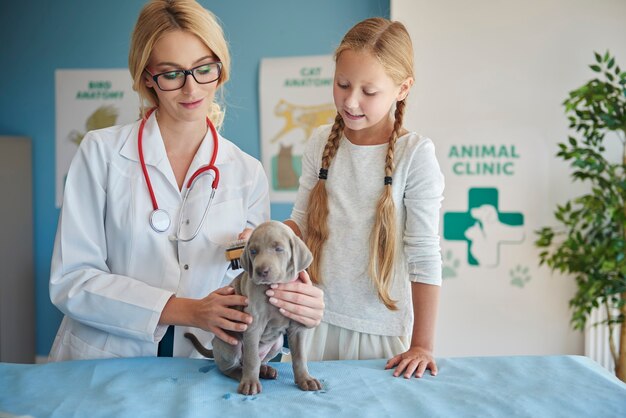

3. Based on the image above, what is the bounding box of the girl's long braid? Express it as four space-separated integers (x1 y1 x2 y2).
369 99 406 310
304 113 344 284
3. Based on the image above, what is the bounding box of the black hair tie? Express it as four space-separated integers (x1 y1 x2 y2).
318 168 328 180
384 176 393 185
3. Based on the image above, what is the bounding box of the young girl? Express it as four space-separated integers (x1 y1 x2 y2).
48 0 323 361
285 17 444 379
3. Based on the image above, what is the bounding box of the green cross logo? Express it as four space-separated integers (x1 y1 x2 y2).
443 188 524 267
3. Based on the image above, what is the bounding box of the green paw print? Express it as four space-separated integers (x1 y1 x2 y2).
510 265 531 288
442 250 460 279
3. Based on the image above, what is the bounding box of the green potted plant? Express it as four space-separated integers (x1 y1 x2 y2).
535 51 626 382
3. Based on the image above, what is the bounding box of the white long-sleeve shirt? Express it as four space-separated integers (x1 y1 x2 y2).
290 125 444 337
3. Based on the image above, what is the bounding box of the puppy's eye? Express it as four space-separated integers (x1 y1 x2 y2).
275 246 284 252
249 248 258 255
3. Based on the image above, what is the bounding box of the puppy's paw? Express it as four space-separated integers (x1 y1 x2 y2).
238 378 262 395
259 364 278 379
296 375 322 391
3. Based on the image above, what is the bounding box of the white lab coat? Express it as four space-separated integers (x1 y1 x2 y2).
49 112 270 361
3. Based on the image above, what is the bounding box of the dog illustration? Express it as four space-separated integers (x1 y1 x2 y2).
185 221 320 395
465 204 524 267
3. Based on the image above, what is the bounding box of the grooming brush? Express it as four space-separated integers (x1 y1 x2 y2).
225 238 247 270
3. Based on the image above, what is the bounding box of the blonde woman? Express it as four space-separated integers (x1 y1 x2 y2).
49 0 323 361
286 17 444 379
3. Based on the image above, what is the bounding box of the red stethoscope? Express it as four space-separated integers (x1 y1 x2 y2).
138 107 220 241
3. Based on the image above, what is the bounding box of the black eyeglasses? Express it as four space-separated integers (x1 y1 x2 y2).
146 62 222 91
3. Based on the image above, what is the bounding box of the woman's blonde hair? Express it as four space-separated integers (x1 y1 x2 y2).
305 18 414 311
128 0 230 128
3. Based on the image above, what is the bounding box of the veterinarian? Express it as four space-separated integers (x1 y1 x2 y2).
285 18 444 379
48 0 324 361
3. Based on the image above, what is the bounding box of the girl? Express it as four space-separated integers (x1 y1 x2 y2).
285 17 444 379
49 0 323 361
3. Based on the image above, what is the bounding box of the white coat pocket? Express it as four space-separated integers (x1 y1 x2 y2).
203 198 245 247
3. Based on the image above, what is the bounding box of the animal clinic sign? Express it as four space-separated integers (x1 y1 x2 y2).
448 144 520 176
259 55 335 203
440 139 529 282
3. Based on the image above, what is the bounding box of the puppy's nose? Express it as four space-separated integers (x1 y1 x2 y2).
255 266 270 278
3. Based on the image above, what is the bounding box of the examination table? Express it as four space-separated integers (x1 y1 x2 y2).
1 355 625 417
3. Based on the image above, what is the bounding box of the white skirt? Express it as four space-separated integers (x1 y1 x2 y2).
283 322 409 362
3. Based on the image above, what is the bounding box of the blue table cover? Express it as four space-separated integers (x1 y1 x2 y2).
1 355 625 417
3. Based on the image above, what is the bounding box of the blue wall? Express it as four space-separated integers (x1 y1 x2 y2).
0 0 389 357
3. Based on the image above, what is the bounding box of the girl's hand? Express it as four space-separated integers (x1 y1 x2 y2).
385 346 438 378
193 286 252 345
265 270 324 328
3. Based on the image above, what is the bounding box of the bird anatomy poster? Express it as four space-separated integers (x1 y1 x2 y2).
55 69 139 207
259 55 335 203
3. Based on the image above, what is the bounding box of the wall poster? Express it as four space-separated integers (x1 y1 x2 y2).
55 69 139 207
259 55 336 203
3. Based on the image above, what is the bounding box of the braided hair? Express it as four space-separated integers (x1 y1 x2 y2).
304 18 414 311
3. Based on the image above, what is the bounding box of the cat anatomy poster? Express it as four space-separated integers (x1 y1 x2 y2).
259 56 335 203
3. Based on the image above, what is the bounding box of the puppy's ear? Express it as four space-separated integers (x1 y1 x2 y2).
290 233 313 275
486 205 498 223
240 243 253 273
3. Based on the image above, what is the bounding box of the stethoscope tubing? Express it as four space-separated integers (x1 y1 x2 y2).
138 107 220 239
138 108 160 212
174 184 216 242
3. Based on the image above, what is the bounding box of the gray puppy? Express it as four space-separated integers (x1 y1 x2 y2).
185 221 321 395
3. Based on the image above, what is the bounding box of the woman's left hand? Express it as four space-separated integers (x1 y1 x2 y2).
385 346 438 378
265 270 324 328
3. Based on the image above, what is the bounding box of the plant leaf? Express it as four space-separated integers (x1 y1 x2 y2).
595 52 602 63
608 57 615 69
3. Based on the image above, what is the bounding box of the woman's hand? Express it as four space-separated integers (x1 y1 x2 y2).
192 286 253 345
238 228 253 241
265 270 324 328
385 346 438 378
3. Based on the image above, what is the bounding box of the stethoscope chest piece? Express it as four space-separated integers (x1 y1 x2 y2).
139 108 220 240
149 208 171 233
